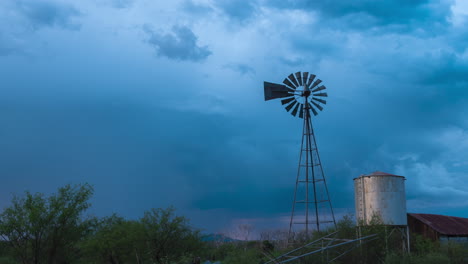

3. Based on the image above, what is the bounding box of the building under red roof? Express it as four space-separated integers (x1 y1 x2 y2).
408 213 468 242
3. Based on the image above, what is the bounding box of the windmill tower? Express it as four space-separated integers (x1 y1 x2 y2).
264 72 336 238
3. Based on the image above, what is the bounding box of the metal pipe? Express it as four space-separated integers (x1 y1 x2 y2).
280 234 378 263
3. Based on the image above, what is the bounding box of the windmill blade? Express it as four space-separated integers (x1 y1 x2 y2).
312 97 327 104
285 101 297 112
281 97 295 105
312 85 326 93
309 103 318 116
295 72 303 86
311 101 323 111
291 102 300 116
302 72 309 86
264 82 291 101
314 92 328 97
288 73 299 87
299 104 304 118
311 79 322 89
306 74 316 88
283 78 296 90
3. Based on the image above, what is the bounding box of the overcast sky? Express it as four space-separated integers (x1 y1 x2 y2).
1 0 468 234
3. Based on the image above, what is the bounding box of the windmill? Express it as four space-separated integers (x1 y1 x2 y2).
264 71 336 238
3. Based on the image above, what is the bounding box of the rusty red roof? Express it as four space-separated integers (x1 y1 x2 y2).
408 213 468 236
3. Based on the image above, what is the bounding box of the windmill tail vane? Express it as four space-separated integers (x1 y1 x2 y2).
264 71 336 238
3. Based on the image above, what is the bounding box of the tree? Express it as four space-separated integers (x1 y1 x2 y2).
80 214 145 264
140 207 202 264
0 183 94 264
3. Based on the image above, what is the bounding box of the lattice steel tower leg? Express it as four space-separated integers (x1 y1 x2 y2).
289 96 336 239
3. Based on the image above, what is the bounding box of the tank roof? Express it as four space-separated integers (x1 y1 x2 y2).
353 171 405 180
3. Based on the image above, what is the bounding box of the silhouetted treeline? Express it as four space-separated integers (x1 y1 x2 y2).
0 184 467 264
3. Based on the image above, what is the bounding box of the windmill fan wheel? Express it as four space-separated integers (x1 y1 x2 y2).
263 71 328 118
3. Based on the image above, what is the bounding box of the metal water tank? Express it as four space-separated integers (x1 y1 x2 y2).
354 171 407 226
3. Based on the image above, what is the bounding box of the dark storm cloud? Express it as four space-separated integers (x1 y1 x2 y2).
418 51 468 86
450 28 468 52
144 25 212 62
181 0 213 16
288 31 343 57
0 0 80 56
0 93 299 218
215 0 258 22
360 50 468 121
15 0 81 30
193 187 292 215
0 96 226 211
223 63 256 75
268 0 451 31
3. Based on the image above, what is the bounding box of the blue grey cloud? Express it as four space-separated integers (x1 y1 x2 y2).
215 0 258 22
0 0 80 56
450 28 468 53
194 187 292 215
325 52 468 213
144 25 212 62
15 0 81 30
223 63 256 75
268 0 451 31
181 0 213 16
278 57 306 67
0 94 301 219
418 51 468 86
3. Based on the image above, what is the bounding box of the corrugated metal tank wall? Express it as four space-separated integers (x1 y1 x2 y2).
354 171 407 226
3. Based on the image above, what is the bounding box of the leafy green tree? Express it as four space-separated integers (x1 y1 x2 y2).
80 214 145 263
0 183 94 264
140 207 203 264
335 214 356 239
